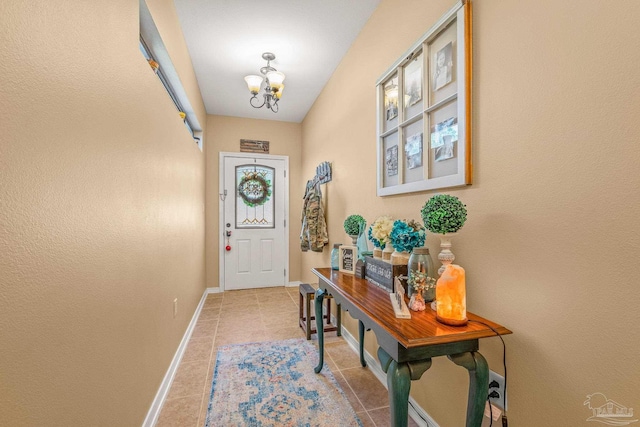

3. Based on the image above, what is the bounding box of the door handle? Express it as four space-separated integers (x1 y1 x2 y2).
225 230 232 251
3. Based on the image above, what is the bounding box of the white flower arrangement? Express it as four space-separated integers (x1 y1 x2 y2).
369 216 394 248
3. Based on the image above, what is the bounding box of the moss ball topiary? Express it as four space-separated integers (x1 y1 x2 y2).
420 194 467 234
344 214 366 235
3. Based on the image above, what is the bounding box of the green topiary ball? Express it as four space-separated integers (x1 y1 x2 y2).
420 194 467 234
344 214 366 235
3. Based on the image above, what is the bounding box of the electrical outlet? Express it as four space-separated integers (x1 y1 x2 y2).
489 370 507 411
173 298 178 318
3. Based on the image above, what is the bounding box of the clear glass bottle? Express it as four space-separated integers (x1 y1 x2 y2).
407 247 436 301
331 243 342 270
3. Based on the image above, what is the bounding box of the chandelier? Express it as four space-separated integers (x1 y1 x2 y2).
244 52 285 113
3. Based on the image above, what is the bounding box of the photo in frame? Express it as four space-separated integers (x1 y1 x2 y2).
405 133 423 169
386 145 398 176
433 41 453 91
384 78 399 121
338 245 358 275
430 117 458 162
404 57 422 107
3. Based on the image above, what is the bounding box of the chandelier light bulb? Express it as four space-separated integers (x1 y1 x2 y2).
266 71 285 91
244 75 263 95
275 84 284 99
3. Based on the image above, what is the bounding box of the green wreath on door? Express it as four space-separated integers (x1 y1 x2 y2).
238 172 272 207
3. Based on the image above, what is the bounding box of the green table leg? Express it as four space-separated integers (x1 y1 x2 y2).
449 352 489 427
378 348 410 427
387 360 411 427
313 288 326 374
358 320 367 367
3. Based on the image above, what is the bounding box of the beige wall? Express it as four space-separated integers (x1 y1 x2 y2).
0 1 206 426
301 0 640 425
205 115 303 289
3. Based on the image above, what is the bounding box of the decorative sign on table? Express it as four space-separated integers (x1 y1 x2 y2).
354 259 366 279
364 256 407 293
339 245 358 275
389 277 411 319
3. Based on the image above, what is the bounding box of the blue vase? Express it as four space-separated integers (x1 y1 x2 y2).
331 243 341 270
356 222 370 259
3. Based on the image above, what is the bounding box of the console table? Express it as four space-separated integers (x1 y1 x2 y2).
312 268 511 427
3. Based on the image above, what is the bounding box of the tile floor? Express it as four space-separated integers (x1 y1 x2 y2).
155 286 419 427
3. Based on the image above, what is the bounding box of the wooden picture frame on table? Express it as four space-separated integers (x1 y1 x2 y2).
338 245 358 275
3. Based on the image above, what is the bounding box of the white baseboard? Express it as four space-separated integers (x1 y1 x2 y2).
142 289 209 427
287 280 303 287
207 287 222 294
339 326 440 427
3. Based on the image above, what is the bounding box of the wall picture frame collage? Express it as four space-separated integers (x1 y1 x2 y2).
376 0 472 196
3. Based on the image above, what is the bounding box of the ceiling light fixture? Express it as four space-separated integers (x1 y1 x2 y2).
244 52 285 113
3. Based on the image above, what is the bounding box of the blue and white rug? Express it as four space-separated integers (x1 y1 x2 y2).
205 338 363 427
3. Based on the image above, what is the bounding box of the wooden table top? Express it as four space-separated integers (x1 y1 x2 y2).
312 268 512 349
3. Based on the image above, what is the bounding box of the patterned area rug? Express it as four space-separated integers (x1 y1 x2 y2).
205 338 363 427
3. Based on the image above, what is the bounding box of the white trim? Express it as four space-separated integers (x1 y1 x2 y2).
142 289 209 427
339 326 440 427
218 154 225 292
207 287 222 294
287 280 303 288
218 152 290 292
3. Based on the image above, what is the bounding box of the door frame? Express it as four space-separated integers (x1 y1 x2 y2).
218 152 290 292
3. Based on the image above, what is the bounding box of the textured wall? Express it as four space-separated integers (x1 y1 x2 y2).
301 0 640 425
0 1 206 425
205 115 303 288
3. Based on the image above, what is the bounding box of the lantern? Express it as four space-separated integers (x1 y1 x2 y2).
436 264 468 326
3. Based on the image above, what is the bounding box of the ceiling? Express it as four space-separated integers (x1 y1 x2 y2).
174 0 381 123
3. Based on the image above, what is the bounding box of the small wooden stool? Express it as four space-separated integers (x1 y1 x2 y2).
299 283 342 340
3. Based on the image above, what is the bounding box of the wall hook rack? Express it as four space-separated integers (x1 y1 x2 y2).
314 161 332 185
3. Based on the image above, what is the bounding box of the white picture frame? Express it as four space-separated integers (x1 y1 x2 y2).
376 0 472 196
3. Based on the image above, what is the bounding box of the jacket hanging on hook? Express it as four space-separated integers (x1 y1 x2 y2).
300 180 328 252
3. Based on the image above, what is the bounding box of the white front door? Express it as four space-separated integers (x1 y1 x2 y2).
221 153 288 290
